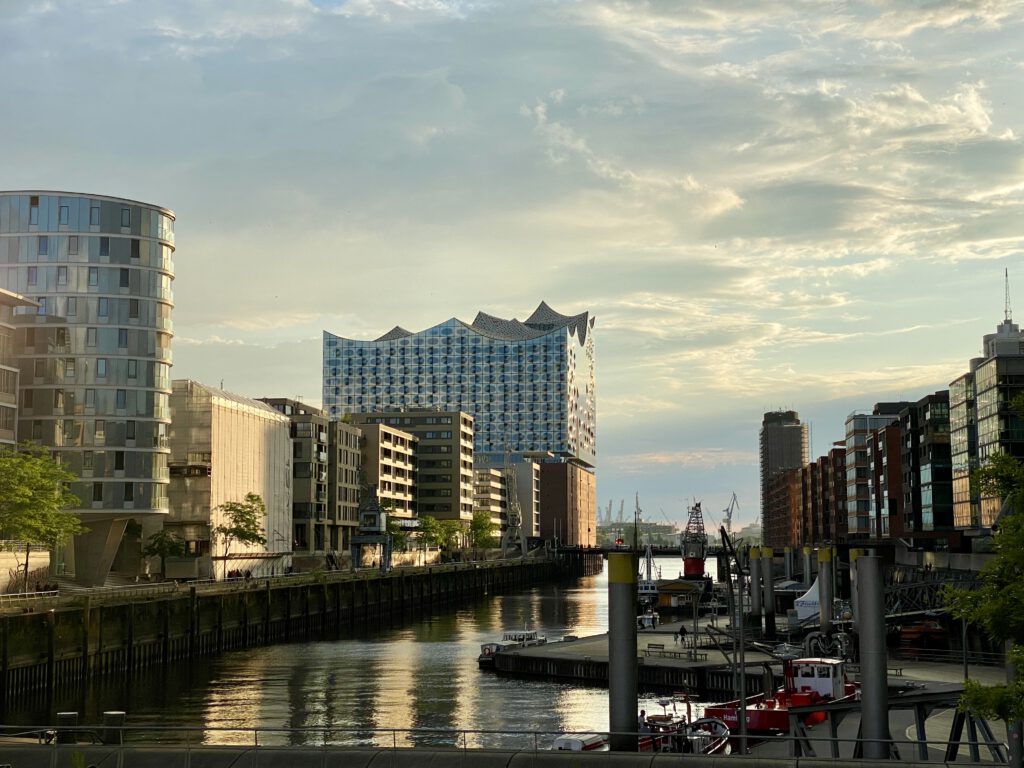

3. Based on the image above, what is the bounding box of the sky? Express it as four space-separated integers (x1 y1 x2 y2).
3 0 1023 532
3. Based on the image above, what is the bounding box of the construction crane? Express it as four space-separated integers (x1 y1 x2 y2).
617 499 625 524
723 492 739 537
604 499 613 525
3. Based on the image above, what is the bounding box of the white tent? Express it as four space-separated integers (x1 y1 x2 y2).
794 576 820 620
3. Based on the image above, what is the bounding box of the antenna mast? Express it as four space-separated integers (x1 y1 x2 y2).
1006 268 1012 323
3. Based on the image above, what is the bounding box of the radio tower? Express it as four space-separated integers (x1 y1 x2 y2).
1006 268 1012 323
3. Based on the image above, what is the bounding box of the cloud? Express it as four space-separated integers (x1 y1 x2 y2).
607 448 758 474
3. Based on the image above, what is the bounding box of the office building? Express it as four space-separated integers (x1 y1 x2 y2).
1 191 175 585
359 423 416 524
351 410 474 523
759 411 809 544
323 301 596 467
165 381 292 579
899 392 955 550
844 403 908 540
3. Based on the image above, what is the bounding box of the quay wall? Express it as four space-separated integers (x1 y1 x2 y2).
0 552 601 705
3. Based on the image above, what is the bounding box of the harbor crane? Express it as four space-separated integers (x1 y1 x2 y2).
723 492 739 537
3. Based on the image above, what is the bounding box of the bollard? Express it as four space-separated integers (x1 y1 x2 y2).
102 710 126 745
608 552 638 752
56 711 78 744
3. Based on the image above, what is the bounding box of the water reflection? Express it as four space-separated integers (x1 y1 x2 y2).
7 558 691 747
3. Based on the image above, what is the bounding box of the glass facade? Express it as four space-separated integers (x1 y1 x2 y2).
322 303 596 467
0 191 175 518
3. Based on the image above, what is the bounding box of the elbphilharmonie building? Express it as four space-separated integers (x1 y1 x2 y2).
323 302 596 467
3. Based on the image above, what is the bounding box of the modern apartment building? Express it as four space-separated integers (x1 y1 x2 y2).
359 423 416 525
351 410 474 523
844 403 907 540
473 467 507 533
950 311 1024 535
322 302 596 468
867 422 902 539
0 289 35 446
899 392 955 549
1 191 175 585
538 460 597 547
165 381 292 579
475 454 542 539
759 411 809 543
260 398 362 562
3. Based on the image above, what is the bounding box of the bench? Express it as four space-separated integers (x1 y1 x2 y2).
645 643 665 656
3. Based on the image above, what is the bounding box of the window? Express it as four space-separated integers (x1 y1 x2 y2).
99 237 109 257
88 267 98 286
83 451 93 470
22 389 33 408
130 239 140 260
54 390 64 409
57 266 67 285
65 358 75 377
126 420 136 440
85 389 95 407
27 266 37 285
86 328 97 347
38 236 48 255
124 482 134 502
98 298 108 317
96 359 107 377
127 359 137 378
115 451 125 471
95 420 105 442
120 208 130 227
129 299 139 318
90 206 100 226
59 206 69 225
69 236 78 255
66 297 77 315
33 359 45 378
118 328 128 348
120 268 129 288
30 203 39 225
32 420 43 440
116 389 126 409
36 297 46 315
93 483 103 503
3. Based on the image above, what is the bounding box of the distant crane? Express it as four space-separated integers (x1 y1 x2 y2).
723 492 739 537
604 499 613 525
617 499 625 524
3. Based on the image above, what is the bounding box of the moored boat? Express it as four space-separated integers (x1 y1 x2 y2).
703 657 857 733
553 732 608 751
477 629 547 668
638 712 731 753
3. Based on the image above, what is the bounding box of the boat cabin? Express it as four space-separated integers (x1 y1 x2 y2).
790 658 847 699
502 630 543 644
553 733 608 751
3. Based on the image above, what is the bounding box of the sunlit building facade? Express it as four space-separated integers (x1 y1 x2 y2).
0 191 175 585
0 289 35 446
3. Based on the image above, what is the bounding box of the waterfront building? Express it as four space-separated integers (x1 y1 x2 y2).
358 423 416 526
867 422 902 539
165 380 292 579
475 453 541 539
844 403 907 540
1 191 175 585
759 411 809 546
350 410 474 524
322 302 596 468
0 289 35 446
472 467 507 534
260 398 361 564
538 460 597 547
950 299 1024 537
899 392 956 550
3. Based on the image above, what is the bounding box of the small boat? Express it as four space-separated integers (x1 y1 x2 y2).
552 732 608 751
703 657 857 733
638 711 731 754
477 629 547 668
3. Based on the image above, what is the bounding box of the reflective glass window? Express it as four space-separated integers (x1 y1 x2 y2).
30 205 39 225
59 206 69 225
67 297 76 315
69 236 78 255
86 328 96 347
120 268 129 288
116 389 126 409
120 208 130 227
93 483 102 502
124 482 134 502
98 298 108 316
90 206 100 226
97 359 107 378
88 267 98 286
38 236 48 255
99 237 109 256
131 240 140 260
129 299 139 318
27 266 37 285
118 329 128 348
57 266 67 285
127 359 137 378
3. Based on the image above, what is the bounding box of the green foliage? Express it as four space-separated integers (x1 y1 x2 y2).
213 493 268 569
0 445 84 588
418 515 462 550
142 528 186 579
469 510 497 549
386 517 409 550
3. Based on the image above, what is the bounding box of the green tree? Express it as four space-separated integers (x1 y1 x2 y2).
142 528 186 580
419 516 462 551
0 444 83 591
469 510 497 549
386 516 408 551
212 493 267 578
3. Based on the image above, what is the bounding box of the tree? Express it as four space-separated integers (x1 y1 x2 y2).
419 516 462 551
0 444 84 591
212 493 267 578
469 510 497 549
142 528 186 580
386 516 408 551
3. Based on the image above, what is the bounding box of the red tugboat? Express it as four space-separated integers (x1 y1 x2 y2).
703 657 857 733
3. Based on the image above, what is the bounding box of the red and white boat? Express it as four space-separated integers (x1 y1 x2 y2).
703 657 857 733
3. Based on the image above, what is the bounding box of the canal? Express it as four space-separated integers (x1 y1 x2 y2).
7 558 696 748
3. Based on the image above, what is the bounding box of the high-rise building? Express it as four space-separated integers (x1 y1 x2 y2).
358 423 417 523
899 392 955 550
165 380 292 579
0 289 35 446
759 411 809 538
322 302 596 467
844 403 908 539
1 191 175 585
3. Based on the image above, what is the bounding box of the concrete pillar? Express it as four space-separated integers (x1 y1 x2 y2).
802 545 813 584
856 555 891 759
818 546 833 636
849 548 862 633
762 547 776 640
608 552 638 751
749 547 762 620
784 546 792 581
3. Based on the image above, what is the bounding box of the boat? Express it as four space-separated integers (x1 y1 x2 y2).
703 656 857 733
477 629 547 668
638 711 731 754
552 732 608 751
638 542 661 604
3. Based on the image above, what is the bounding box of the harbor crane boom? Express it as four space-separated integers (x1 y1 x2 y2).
723 493 739 537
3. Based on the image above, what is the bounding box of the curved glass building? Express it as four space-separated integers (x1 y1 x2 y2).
0 191 175 585
323 302 596 467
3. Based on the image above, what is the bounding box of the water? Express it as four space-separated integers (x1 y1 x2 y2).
8 557 695 747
